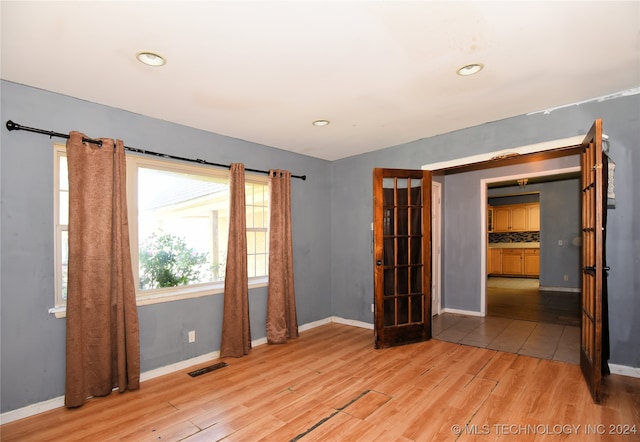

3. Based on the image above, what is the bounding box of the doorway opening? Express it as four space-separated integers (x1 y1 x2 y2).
480 166 581 317
486 189 542 317
484 167 581 363
434 164 583 363
426 121 607 400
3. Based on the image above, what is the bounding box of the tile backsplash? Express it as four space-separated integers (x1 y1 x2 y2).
489 231 540 243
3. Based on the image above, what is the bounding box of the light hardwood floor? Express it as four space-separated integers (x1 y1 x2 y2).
2 323 638 441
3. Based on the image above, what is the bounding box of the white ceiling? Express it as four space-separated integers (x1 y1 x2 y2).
2 1 639 161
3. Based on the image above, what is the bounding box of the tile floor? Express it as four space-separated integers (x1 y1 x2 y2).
432 313 580 364
431 276 580 364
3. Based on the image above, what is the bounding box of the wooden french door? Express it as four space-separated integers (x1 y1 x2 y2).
373 169 431 348
580 119 608 403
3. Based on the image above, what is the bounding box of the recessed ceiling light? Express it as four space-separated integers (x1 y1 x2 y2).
136 51 166 67
456 63 484 76
312 120 330 127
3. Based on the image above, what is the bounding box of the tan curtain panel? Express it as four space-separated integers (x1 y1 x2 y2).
266 170 298 344
220 163 251 357
65 132 140 408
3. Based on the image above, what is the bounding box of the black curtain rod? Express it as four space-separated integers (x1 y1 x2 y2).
5 120 306 181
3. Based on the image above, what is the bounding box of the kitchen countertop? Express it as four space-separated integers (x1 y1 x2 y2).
488 242 540 249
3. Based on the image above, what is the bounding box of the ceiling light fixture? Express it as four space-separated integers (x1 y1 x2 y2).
312 120 330 127
456 63 483 76
136 51 166 67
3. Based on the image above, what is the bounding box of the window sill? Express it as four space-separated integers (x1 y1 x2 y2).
49 276 268 318
49 306 68 319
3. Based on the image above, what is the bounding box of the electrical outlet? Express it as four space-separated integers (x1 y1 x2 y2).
563 275 569 281
371 303 374 313
188 330 196 343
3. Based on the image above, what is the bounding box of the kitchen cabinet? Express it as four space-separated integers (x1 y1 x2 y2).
502 249 524 274
488 247 539 277
524 248 540 276
493 207 510 232
510 205 527 231
488 248 502 274
527 204 540 231
490 203 539 232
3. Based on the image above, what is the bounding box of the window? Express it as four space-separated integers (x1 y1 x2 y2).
54 145 69 308
245 182 269 278
52 145 269 314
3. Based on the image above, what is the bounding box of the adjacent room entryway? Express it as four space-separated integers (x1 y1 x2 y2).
433 276 580 363
432 312 580 364
426 120 604 401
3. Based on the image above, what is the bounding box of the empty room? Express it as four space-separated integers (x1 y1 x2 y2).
1 2 639 441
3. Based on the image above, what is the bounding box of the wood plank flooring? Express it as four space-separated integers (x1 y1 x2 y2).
1 323 638 441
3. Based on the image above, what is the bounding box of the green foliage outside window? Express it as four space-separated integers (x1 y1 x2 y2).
139 233 209 289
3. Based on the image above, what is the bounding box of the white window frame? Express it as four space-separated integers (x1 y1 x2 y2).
51 145 269 318
52 144 68 315
245 181 270 279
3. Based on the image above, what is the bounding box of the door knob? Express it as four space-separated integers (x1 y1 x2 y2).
376 260 382 266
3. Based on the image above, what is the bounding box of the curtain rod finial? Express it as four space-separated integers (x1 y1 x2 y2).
6 120 17 131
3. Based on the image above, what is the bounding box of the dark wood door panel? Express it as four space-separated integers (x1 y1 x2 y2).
579 119 606 403
373 168 431 348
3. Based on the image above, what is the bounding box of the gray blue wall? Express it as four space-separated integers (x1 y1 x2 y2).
0 81 332 413
2 79 639 415
539 178 582 288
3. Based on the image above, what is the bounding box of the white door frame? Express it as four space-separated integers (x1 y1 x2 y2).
431 181 442 316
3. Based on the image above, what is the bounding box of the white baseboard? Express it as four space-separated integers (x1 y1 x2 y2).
0 396 65 425
609 363 640 378
329 316 374 330
441 308 485 317
251 336 268 347
299 316 373 331
539 286 581 293
4 316 635 424
140 350 220 382
298 317 333 332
